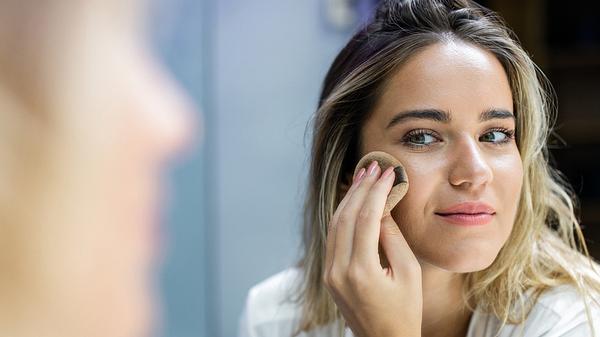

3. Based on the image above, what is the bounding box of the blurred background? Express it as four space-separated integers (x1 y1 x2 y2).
148 0 600 336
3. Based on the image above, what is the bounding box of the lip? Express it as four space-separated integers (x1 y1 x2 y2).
435 202 496 226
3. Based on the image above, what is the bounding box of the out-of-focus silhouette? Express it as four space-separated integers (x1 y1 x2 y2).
0 1 195 336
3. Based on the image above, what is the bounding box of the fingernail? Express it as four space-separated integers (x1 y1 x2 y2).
367 161 379 176
381 166 394 181
354 168 366 183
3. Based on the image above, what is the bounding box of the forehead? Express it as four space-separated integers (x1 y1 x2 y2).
373 41 513 121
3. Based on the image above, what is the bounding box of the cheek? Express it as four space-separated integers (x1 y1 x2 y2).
389 158 444 237
492 153 524 209
491 154 524 236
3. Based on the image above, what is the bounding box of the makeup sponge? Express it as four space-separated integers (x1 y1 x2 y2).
353 151 409 214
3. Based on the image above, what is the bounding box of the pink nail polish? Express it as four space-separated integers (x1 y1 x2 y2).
367 161 379 176
381 166 394 180
354 168 366 183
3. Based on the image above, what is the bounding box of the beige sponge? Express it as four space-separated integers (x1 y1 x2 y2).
353 151 409 214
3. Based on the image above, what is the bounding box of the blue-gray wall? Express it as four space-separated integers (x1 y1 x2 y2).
151 1 355 336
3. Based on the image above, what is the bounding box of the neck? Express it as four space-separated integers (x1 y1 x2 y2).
420 262 473 337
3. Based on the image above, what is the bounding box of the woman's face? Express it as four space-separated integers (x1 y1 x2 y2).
9 6 195 337
80 37 194 337
361 41 522 273
66 33 194 337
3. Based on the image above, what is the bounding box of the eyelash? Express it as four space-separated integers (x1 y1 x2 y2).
401 127 516 150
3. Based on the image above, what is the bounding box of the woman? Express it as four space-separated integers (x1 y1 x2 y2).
0 0 194 336
240 0 600 336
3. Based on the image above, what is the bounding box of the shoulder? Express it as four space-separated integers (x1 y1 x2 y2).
536 283 599 315
533 284 600 335
246 268 304 323
470 284 600 337
240 268 305 337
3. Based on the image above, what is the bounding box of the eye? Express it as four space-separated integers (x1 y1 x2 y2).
480 128 515 144
401 129 440 148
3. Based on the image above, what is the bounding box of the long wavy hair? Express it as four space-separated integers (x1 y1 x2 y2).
295 0 600 336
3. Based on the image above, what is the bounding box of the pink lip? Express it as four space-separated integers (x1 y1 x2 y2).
436 213 494 226
435 202 496 226
436 202 496 215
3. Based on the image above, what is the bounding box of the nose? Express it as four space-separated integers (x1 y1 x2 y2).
448 136 493 190
140 56 198 161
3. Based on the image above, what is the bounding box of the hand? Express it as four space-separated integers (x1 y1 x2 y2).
323 161 423 337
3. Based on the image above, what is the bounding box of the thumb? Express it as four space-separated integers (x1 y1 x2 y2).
379 215 419 276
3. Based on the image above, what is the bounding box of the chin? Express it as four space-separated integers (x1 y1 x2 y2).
418 245 500 273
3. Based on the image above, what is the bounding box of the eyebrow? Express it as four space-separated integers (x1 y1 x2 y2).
385 108 515 129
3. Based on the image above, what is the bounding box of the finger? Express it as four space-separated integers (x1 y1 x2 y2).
328 168 365 233
333 161 381 269
350 165 395 267
379 214 419 277
325 167 366 274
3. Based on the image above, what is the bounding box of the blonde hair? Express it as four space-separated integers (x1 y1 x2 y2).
295 0 600 335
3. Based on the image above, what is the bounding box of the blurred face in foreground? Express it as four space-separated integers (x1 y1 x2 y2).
0 1 195 337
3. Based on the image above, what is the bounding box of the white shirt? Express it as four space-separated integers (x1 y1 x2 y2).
239 268 600 337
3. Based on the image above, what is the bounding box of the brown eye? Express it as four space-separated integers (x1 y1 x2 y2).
403 130 438 146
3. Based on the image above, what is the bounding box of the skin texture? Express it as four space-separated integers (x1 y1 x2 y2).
324 40 523 337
